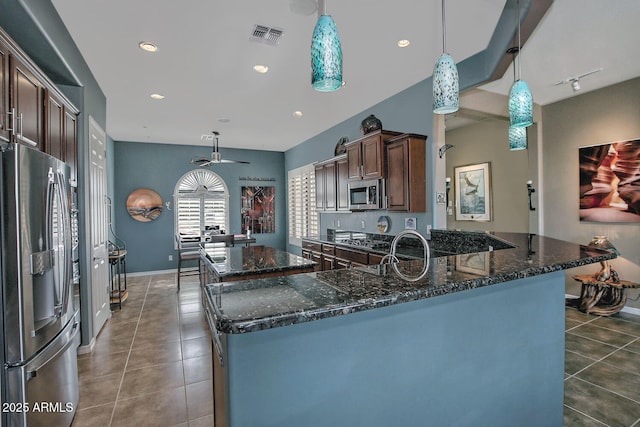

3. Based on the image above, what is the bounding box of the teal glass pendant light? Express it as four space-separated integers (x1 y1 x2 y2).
509 125 527 151
433 0 459 114
508 0 533 127
311 0 342 92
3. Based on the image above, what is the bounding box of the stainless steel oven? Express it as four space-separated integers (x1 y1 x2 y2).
348 179 385 210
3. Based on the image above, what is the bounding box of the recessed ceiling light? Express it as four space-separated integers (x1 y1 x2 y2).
293 111 303 118
150 93 165 100
218 118 231 123
139 41 158 52
253 65 269 74
397 39 410 48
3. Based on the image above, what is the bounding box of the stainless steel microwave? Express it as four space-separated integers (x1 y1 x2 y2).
348 179 385 210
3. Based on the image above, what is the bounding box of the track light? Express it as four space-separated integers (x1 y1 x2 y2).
571 80 581 92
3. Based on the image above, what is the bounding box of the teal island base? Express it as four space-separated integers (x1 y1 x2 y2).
214 271 565 427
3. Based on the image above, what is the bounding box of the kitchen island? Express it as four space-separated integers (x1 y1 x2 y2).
203 232 615 427
200 244 316 283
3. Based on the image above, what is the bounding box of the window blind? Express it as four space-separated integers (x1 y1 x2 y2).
288 164 317 246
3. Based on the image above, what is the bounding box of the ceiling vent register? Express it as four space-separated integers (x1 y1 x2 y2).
250 25 284 45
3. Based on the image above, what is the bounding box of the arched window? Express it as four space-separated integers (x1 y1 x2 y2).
174 169 229 238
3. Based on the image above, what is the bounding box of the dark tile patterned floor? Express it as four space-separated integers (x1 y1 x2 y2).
71 273 640 426
564 308 640 427
71 274 213 427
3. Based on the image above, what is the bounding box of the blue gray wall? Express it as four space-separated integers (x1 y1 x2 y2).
284 80 436 253
113 141 285 273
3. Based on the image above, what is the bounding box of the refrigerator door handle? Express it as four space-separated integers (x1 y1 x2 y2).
53 171 72 318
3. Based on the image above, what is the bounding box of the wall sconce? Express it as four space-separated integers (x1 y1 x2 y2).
439 144 454 158
165 201 172 211
527 180 535 211
445 177 451 207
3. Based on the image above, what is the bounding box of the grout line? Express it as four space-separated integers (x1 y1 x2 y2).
107 275 152 427
176 277 192 423
564 404 611 427
570 374 640 407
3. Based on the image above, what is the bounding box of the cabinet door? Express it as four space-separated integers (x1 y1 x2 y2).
324 162 336 210
315 164 326 210
11 56 44 149
346 143 362 180
386 139 409 211
322 255 335 271
64 109 78 186
336 157 349 210
311 251 323 270
0 39 9 142
46 92 64 160
361 135 383 179
369 253 384 265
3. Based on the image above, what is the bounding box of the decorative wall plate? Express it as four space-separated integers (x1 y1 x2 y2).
126 188 163 222
377 215 390 233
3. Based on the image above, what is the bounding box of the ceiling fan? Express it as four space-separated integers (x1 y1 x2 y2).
190 131 250 166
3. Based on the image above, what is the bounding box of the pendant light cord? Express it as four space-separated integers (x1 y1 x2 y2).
441 0 446 53
516 0 522 80
318 0 326 17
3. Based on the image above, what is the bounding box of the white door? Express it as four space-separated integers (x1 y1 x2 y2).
88 116 110 336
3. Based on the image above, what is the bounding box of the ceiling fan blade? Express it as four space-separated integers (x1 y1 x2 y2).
219 159 251 164
190 131 250 166
191 158 210 165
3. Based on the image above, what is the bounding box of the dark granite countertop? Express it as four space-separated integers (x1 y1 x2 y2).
200 244 316 279
204 232 616 334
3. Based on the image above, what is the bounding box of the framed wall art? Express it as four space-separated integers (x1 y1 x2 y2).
454 162 492 221
241 186 275 233
126 188 163 222
579 138 640 223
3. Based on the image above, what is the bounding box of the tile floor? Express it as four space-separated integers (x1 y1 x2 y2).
70 273 640 427
564 307 640 427
71 273 213 427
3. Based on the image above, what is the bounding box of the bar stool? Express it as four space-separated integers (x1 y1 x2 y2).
177 248 201 291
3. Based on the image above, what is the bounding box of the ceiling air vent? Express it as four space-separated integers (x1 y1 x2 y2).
250 24 284 46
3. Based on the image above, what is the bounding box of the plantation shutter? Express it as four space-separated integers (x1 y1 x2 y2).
288 164 317 246
174 170 229 240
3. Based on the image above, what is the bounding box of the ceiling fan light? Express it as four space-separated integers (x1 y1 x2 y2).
311 14 342 92
509 125 527 151
432 53 459 114
508 79 533 127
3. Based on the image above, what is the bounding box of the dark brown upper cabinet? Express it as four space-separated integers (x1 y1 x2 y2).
345 130 400 180
385 133 426 212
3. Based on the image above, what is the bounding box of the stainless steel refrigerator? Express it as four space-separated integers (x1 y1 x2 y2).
0 143 80 427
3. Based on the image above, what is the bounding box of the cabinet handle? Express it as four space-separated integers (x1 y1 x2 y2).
6 108 16 134
18 113 23 138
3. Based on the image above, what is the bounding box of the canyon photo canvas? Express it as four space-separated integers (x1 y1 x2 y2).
579 138 640 223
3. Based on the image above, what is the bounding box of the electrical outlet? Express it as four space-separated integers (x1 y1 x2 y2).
336 219 341 228
168 255 173 261
361 220 366 229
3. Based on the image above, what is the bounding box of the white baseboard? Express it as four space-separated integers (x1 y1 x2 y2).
77 337 95 355
565 293 640 317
